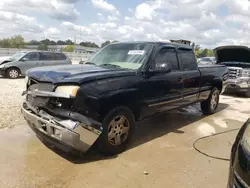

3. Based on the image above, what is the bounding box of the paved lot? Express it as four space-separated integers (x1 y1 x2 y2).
0 77 250 188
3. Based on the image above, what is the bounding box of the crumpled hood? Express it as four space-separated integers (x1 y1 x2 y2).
26 64 135 84
214 45 250 63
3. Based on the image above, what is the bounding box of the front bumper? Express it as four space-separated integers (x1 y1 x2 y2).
226 78 250 92
21 103 103 153
0 69 5 76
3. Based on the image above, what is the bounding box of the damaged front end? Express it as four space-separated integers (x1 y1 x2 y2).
21 81 103 154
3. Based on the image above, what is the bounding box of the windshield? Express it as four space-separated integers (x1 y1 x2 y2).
88 43 153 70
11 52 26 61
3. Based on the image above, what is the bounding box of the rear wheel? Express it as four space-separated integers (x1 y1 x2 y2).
201 88 220 115
6 68 20 79
98 106 135 155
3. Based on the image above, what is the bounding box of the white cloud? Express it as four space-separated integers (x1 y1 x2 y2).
91 0 119 15
0 0 80 21
107 15 118 21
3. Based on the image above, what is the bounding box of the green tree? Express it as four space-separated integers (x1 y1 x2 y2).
79 41 99 48
101 40 111 48
37 43 48 51
65 39 74 45
0 38 11 48
57 40 66 45
28 40 40 45
63 45 75 52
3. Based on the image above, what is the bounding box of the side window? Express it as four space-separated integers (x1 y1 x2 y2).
54 53 67 60
22 52 38 61
154 48 179 71
39 52 54 61
178 48 197 71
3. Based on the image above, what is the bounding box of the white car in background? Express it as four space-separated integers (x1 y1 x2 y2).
0 55 12 64
197 57 216 65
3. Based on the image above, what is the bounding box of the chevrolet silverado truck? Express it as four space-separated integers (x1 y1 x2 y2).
21 42 228 155
214 45 250 97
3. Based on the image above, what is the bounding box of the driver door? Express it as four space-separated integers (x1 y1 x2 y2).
141 46 184 115
20 52 39 73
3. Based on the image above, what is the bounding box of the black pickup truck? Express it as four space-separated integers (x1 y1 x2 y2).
21 42 228 155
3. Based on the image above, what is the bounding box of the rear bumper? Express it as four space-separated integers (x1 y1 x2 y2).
21 103 102 153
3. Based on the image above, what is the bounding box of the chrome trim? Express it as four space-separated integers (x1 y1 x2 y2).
149 98 182 107
27 90 71 98
183 94 198 99
21 106 101 153
234 171 250 188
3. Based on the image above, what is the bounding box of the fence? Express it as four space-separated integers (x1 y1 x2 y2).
0 48 94 64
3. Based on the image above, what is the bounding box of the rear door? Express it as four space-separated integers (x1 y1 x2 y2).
143 46 184 113
177 47 200 104
38 52 54 67
53 53 69 65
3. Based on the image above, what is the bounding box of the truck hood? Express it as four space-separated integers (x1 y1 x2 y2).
214 45 250 68
26 64 136 84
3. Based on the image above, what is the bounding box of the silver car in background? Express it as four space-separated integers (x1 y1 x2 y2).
0 51 72 78
197 57 216 65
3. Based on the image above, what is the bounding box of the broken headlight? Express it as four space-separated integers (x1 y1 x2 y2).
55 85 80 97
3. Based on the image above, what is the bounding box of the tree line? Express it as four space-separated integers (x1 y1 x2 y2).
0 35 119 52
0 35 215 56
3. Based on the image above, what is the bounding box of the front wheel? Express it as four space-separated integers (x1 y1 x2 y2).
98 106 135 155
6 68 20 79
201 88 220 115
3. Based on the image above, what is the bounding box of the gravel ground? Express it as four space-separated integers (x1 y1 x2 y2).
0 77 25 128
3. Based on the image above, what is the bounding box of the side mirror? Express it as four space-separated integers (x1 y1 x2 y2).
151 63 171 73
21 57 29 61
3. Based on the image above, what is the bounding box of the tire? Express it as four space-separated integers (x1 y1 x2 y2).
98 106 135 155
201 88 220 115
6 68 20 79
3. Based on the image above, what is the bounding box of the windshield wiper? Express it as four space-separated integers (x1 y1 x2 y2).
100 63 121 68
84 61 96 65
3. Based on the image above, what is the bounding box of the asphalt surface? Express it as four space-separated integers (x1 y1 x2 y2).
0 78 249 188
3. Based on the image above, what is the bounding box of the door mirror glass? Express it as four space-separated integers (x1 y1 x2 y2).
153 62 171 73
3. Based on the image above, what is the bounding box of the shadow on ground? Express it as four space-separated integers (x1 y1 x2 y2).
40 103 229 164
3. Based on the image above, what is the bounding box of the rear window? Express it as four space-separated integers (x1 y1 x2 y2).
39 52 67 60
54 53 67 60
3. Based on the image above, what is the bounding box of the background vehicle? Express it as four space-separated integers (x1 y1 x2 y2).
214 45 250 97
197 57 216 65
228 118 250 188
0 51 72 79
21 42 228 155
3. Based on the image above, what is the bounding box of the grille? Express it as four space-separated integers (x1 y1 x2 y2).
28 83 54 92
228 67 242 79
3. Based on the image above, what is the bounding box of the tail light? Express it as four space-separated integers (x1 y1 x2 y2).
70 60 72 64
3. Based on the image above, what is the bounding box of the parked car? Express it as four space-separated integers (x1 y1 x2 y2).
228 118 250 188
197 57 216 65
21 41 228 155
0 51 72 79
214 45 250 97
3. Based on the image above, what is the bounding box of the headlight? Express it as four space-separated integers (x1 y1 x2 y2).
242 69 250 77
0 64 5 69
241 120 250 152
55 85 80 97
24 76 29 84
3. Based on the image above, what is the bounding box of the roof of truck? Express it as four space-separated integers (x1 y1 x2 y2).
113 41 193 49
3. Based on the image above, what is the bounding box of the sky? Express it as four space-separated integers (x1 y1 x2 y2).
0 0 250 48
